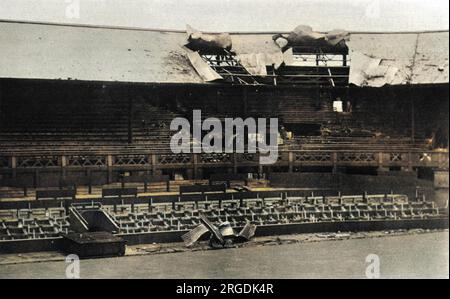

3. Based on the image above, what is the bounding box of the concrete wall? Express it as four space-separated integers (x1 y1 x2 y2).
0 238 62 254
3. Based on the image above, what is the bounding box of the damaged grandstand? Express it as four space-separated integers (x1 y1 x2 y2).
0 20 448 254
185 24 350 86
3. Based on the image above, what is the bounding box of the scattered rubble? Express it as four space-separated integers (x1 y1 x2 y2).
182 213 256 248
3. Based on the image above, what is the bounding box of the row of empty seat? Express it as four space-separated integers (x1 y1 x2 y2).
1 87 434 153
1 193 447 240
0 207 69 240
104 195 446 234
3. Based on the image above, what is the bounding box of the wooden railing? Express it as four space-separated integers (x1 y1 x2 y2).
0 150 448 174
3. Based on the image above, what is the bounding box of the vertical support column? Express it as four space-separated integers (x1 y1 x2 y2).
378 152 383 168
404 152 413 172
10 156 17 178
127 97 133 144
288 151 294 173
87 169 92 194
332 152 338 173
34 169 40 189
411 95 415 143
107 154 113 184
151 154 157 175
243 88 248 116
0 81 2 139
146 154 152 175
437 152 447 170
61 155 67 180
193 153 198 179
377 152 388 174
233 153 237 174
59 155 67 190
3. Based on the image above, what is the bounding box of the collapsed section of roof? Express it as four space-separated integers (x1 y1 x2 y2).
231 34 286 76
349 51 407 87
348 32 449 86
185 25 347 79
0 20 448 87
186 49 223 82
185 25 232 52
184 25 230 80
185 25 287 77
273 25 349 51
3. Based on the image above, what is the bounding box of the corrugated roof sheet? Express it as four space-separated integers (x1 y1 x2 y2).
0 20 448 86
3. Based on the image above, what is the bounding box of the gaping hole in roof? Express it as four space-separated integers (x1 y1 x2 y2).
185 25 350 87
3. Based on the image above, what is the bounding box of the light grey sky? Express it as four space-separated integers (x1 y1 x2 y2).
0 0 448 32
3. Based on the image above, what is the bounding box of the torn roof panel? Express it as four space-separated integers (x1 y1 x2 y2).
185 25 232 53
276 25 349 50
347 33 416 86
231 34 285 75
0 20 448 86
412 32 449 84
348 32 449 86
186 50 223 81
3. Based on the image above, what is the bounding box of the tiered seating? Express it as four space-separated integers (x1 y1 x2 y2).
0 179 222 199
275 94 335 124
103 194 447 234
131 101 183 149
0 207 69 240
0 193 446 240
0 98 182 151
0 95 130 145
0 88 431 154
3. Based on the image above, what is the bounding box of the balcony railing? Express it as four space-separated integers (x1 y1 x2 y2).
0 150 448 172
